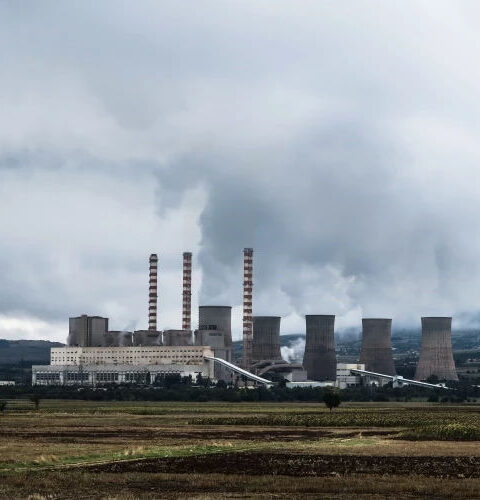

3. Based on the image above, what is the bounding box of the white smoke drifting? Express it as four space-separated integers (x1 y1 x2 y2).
281 337 306 363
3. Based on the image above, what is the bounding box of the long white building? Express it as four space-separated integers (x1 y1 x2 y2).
32 345 214 385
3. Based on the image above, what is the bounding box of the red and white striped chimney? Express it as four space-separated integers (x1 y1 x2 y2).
182 252 192 331
242 248 254 368
148 254 158 331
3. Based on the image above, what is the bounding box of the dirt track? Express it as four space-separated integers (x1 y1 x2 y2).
84 451 480 478
0 428 396 441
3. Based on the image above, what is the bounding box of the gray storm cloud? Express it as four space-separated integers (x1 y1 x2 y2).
1 1 480 340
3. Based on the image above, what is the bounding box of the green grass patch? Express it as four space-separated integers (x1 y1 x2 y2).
397 423 480 441
190 409 480 428
0 444 247 472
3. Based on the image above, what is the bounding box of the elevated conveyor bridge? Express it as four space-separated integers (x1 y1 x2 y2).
204 356 274 386
350 368 451 389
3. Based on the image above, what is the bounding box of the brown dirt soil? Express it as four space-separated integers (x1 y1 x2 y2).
3 471 480 499
84 451 480 478
0 427 397 441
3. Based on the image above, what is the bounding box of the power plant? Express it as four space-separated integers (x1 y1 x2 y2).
359 319 396 376
303 315 337 381
32 249 460 388
415 317 458 381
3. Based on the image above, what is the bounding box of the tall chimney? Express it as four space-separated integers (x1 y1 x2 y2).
148 254 158 331
182 252 192 331
242 248 254 368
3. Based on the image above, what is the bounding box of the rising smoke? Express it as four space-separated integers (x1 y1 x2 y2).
1 3 480 341
281 337 306 364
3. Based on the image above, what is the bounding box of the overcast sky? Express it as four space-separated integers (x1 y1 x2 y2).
2 1 480 342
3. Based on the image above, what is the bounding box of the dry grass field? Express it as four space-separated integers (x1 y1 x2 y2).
1 400 480 498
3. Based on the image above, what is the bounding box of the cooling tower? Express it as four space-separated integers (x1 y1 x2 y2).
163 329 192 346
198 306 232 347
133 329 162 346
252 316 282 361
415 317 458 381
359 319 396 376
303 315 336 381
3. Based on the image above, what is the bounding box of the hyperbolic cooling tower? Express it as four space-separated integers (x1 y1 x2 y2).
359 319 396 376
252 316 282 361
415 317 458 381
303 315 336 381
198 306 232 347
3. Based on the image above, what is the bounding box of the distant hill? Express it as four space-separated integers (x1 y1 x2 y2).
232 328 480 362
0 339 64 365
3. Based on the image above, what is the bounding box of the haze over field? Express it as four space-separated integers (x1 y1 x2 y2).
2 2 480 341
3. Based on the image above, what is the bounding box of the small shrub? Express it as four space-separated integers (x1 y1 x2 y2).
30 395 41 410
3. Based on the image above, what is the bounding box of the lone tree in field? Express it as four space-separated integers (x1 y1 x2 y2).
30 395 40 411
323 389 341 411
0 400 6 415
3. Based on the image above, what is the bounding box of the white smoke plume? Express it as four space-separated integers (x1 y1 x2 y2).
281 337 306 363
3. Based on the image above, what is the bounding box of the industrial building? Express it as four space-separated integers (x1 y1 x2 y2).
133 330 162 346
415 317 458 381
163 329 192 346
67 315 108 347
195 306 233 380
32 345 214 385
103 331 132 347
359 318 396 376
335 363 366 389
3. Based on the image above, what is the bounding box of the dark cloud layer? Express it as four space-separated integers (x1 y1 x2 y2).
1 1 480 340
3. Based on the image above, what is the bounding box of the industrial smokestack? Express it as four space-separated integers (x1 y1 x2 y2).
199 306 232 347
252 316 282 361
148 254 158 331
182 252 192 331
303 315 336 381
242 248 253 368
415 317 458 381
359 319 396 376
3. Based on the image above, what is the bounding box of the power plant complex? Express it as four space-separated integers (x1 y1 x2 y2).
33 249 458 388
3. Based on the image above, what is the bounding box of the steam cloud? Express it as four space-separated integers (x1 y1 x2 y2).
1 2 480 341
281 337 306 364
